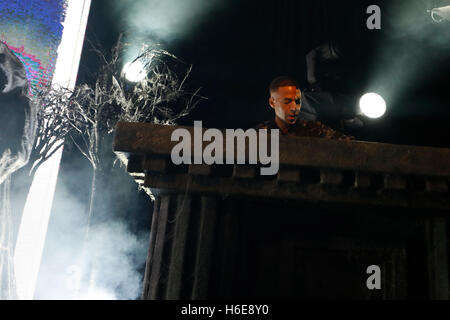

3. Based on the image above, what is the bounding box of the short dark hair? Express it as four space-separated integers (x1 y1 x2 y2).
269 76 299 94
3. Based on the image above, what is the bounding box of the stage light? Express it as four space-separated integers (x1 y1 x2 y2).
359 93 386 119
429 5 450 23
123 60 146 82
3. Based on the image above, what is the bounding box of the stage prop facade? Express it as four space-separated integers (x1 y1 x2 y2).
114 122 450 300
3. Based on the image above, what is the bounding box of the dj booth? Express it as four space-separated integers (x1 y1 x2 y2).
114 121 450 300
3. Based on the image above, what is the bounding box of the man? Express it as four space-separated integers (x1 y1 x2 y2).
257 76 352 140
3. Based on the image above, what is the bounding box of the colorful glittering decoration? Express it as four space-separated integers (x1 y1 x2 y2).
0 0 68 95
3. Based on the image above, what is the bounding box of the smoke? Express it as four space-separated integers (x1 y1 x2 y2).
386 0 450 46
82 221 148 299
33 151 151 300
111 0 228 60
367 0 450 109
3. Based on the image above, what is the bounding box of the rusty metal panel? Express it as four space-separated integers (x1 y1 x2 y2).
233 165 257 179
277 167 301 183
320 169 344 185
188 164 212 176
384 174 407 190
425 179 449 193
354 172 371 189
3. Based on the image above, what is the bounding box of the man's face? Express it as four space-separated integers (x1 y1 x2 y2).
269 85 301 125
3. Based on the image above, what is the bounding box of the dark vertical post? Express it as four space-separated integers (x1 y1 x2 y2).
278 240 296 298
141 196 160 299
215 198 241 298
425 217 449 299
165 195 192 299
191 197 218 299
143 195 173 300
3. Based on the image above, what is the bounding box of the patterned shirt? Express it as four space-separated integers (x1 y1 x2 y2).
255 119 353 141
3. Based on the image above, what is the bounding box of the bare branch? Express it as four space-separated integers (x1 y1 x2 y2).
28 35 206 182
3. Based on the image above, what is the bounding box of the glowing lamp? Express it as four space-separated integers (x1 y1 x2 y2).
359 93 386 119
123 60 146 82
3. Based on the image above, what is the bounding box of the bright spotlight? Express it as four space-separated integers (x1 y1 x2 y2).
122 60 146 82
359 93 386 119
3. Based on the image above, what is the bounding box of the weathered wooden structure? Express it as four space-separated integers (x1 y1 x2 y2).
113 121 450 300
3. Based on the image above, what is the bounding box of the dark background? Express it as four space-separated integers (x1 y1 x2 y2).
37 0 450 299
80 0 450 147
